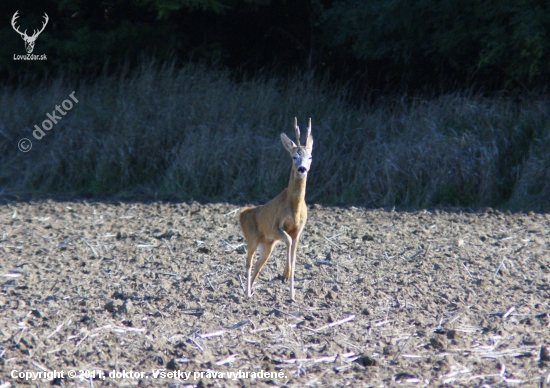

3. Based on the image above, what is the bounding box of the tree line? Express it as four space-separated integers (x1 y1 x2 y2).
2 0 549 92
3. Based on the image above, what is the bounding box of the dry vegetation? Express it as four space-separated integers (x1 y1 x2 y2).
1 61 549 209
1 200 550 386
1 61 550 386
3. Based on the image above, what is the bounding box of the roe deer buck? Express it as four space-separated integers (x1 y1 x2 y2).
239 118 313 301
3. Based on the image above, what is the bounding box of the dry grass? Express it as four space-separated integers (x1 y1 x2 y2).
0 61 549 209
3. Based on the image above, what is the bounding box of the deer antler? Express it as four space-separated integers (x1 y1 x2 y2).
294 117 301 146
11 11 27 38
11 11 49 40
30 13 49 39
303 118 311 146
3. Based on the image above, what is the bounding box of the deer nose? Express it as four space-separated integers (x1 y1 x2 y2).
297 167 307 174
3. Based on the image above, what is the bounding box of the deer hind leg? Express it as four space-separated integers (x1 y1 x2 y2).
245 240 258 297
250 241 275 287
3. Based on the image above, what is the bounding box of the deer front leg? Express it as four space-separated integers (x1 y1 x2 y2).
289 226 304 301
276 226 292 282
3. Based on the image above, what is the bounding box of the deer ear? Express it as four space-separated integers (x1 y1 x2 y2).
280 133 296 153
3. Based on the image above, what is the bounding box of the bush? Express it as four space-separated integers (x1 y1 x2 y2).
322 0 550 90
1 61 549 209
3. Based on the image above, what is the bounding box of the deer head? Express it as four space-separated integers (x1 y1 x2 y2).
12 11 49 54
280 118 314 176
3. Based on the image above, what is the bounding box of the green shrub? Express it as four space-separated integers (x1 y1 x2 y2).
322 0 550 89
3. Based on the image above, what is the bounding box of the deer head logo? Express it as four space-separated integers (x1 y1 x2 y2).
11 11 49 54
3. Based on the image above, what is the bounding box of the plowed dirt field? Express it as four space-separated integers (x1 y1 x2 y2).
1 200 549 386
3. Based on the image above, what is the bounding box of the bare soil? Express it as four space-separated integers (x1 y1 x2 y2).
1 200 549 387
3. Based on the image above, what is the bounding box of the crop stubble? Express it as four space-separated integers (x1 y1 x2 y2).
1 200 549 386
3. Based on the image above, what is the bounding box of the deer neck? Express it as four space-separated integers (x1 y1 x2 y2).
287 167 307 207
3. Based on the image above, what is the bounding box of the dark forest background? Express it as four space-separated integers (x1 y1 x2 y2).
2 0 550 92
1 0 550 209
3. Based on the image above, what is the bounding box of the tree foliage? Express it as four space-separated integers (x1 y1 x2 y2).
2 0 549 91
322 0 550 89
